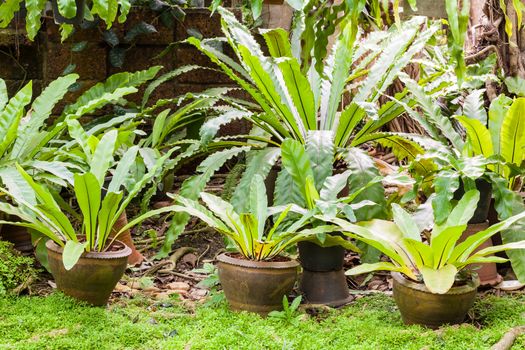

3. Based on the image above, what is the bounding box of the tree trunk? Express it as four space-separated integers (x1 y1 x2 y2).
468 0 525 93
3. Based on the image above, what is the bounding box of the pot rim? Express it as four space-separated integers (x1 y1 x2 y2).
46 239 132 260
392 271 480 295
217 252 299 269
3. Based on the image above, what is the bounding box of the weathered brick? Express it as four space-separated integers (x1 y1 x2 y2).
3 79 42 99
44 18 103 43
114 9 175 46
109 45 174 75
175 8 239 41
44 42 107 81
0 44 42 80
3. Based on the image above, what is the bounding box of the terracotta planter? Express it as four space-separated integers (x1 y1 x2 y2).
216 253 299 315
51 0 85 25
0 224 33 255
298 241 351 307
459 221 502 286
46 239 131 306
110 212 144 266
392 272 479 329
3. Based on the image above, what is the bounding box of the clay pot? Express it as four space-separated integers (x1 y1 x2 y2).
264 0 284 4
459 221 502 286
0 224 33 255
110 212 144 266
392 272 480 329
46 239 131 306
51 0 85 25
216 253 299 314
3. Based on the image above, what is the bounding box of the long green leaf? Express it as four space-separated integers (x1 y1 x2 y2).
74 173 102 251
90 130 118 185
281 138 314 200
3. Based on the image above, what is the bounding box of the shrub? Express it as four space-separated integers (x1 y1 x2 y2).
0 241 37 295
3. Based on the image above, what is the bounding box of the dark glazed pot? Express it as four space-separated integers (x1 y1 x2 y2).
0 224 33 255
392 272 479 329
298 241 345 271
298 240 351 307
454 178 492 224
216 253 299 315
46 240 131 306
51 0 85 25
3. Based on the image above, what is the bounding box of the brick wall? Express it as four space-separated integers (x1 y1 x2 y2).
0 7 237 106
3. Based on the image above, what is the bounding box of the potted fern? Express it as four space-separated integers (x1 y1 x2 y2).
0 125 175 305
172 174 347 314
0 69 158 257
329 191 525 328
276 132 386 306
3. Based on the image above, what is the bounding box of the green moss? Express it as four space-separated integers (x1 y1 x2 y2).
0 293 524 349
0 241 37 295
0 293 525 350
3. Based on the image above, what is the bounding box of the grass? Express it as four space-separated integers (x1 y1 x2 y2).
0 292 524 350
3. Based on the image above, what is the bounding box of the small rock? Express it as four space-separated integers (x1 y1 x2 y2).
154 292 171 300
190 289 208 299
167 330 178 337
167 282 190 291
114 283 132 293
495 280 525 291
143 286 161 293
181 253 198 267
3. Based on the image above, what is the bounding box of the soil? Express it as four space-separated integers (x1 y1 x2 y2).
227 252 292 262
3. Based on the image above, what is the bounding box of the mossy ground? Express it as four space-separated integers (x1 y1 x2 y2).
0 292 524 350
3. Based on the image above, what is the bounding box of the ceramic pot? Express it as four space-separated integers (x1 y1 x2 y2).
46 239 131 306
459 221 502 286
392 272 479 329
0 223 33 255
216 253 299 314
298 240 351 307
110 212 144 266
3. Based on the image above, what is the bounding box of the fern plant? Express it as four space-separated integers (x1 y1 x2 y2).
153 7 439 257
0 120 178 270
331 190 525 294
0 67 159 192
395 73 525 283
192 7 438 148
